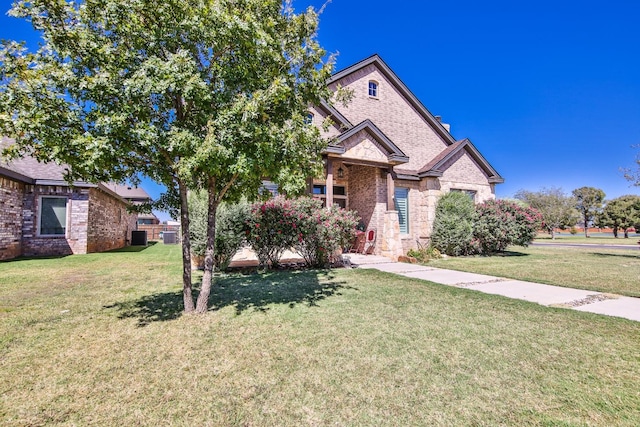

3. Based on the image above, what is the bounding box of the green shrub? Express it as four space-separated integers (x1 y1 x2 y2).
214 201 251 271
407 245 442 262
188 191 250 271
431 192 476 256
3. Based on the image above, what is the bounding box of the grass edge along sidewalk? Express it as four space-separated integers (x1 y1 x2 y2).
427 245 640 298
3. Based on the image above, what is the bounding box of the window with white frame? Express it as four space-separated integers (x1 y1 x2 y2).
368 81 378 98
394 187 409 234
39 196 68 236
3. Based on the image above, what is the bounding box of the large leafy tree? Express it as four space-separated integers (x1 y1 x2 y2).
572 187 605 237
0 0 335 313
515 187 578 239
598 195 640 238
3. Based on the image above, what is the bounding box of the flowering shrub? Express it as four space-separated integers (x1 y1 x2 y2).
473 199 542 254
245 197 298 268
245 196 359 269
291 198 359 268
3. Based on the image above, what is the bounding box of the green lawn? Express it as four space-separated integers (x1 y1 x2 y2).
535 233 640 245
1 244 639 426
429 245 640 298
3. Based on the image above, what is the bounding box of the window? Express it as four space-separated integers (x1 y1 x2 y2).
394 188 409 234
368 81 378 98
312 184 347 208
451 189 477 202
304 112 314 125
39 197 68 236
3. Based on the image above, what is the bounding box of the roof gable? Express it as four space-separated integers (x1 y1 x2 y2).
328 54 456 146
325 120 409 165
418 138 504 183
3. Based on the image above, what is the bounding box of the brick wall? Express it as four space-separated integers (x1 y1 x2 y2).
347 165 389 254
86 188 137 253
329 65 449 172
0 176 24 260
21 185 89 257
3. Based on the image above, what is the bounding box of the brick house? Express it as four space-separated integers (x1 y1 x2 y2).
309 55 504 259
0 138 138 260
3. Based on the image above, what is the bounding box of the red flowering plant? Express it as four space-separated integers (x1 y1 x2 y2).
245 196 298 268
473 199 542 254
246 196 359 269
291 197 359 268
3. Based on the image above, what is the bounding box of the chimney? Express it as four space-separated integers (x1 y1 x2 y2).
434 115 451 133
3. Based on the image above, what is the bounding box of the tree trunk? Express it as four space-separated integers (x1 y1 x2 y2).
624 228 629 238
613 227 618 238
550 227 556 240
179 181 195 313
195 180 218 313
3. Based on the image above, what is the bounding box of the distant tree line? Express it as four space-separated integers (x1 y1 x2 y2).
515 187 640 239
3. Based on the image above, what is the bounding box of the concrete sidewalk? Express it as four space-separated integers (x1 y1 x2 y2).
345 254 640 323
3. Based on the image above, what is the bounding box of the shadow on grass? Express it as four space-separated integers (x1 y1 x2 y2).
104 289 184 327
591 252 640 260
106 241 157 253
210 269 354 315
105 269 354 326
486 250 529 257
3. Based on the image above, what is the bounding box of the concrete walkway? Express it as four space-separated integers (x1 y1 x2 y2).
345 253 640 323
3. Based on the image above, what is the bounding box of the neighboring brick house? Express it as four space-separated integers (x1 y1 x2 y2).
102 183 160 225
0 138 138 260
309 55 504 259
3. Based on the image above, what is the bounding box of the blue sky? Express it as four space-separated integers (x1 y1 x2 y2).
2 1 640 220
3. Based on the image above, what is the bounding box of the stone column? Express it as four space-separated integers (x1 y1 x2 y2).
380 210 403 261
326 157 334 209
386 169 395 210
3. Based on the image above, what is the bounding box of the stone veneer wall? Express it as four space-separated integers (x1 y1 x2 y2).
86 187 137 253
21 185 90 257
0 176 24 260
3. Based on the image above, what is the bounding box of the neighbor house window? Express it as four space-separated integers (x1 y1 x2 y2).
394 188 409 234
39 196 68 236
368 81 378 98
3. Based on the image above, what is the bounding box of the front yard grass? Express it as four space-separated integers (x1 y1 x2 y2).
1 243 639 426
429 245 640 298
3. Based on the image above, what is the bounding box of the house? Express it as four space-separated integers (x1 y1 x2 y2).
309 55 504 259
0 137 138 260
101 183 160 225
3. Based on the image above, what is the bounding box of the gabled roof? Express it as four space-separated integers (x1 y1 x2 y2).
0 137 134 199
418 138 504 183
317 99 353 130
328 54 456 146
325 119 409 165
102 183 151 201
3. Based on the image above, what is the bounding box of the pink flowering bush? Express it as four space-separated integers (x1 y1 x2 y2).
290 198 359 268
473 199 542 254
245 197 298 268
246 196 359 269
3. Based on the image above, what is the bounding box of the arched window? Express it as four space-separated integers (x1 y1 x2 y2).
368 81 378 98
304 112 314 125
